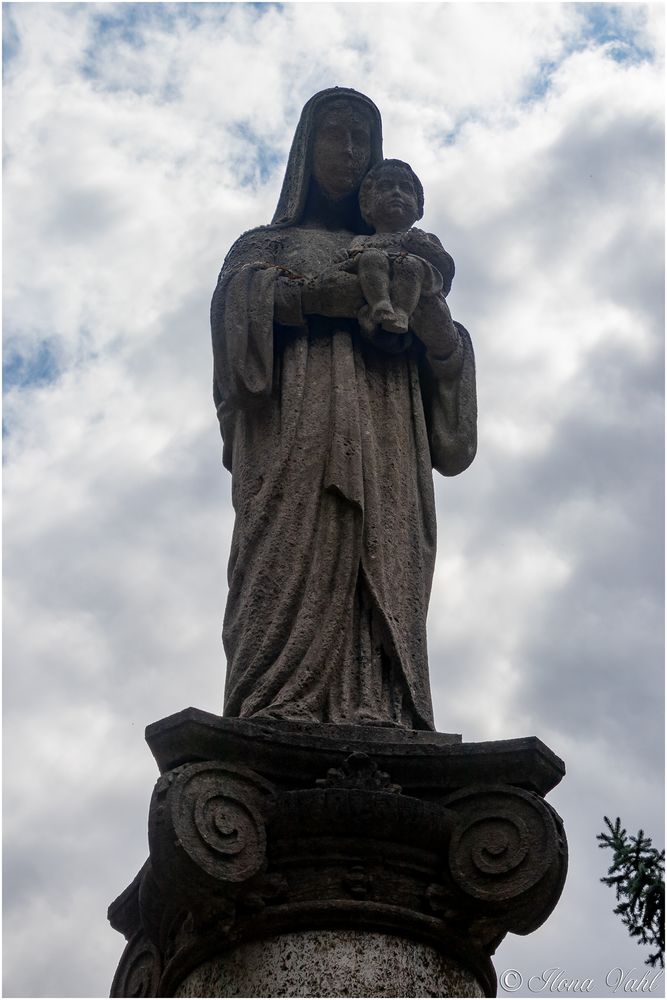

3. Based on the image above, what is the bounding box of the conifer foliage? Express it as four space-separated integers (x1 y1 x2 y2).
598 816 665 967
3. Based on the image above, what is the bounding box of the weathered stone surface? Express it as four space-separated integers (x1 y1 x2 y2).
111 932 161 999
108 713 567 998
145 708 564 796
147 761 274 906
211 86 477 728
173 930 485 998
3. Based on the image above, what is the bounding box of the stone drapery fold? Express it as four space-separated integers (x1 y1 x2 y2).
211 224 476 729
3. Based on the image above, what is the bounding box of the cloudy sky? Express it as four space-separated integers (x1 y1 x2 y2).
3 3 664 997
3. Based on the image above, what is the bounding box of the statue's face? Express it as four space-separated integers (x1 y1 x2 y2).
366 167 419 231
312 102 372 201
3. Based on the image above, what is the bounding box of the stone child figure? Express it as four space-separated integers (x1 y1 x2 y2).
211 88 477 730
336 159 455 352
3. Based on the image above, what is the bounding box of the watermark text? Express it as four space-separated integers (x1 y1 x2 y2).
499 967 664 994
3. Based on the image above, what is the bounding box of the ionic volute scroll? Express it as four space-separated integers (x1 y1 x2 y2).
442 783 568 940
147 761 276 910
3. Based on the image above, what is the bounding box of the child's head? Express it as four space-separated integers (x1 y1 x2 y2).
358 159 424 232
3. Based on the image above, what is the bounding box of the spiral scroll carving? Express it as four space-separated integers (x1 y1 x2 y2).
110 933 161 998
149 762 272 896
446 785 561 904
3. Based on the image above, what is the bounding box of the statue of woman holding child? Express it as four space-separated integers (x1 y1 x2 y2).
211 87 477 730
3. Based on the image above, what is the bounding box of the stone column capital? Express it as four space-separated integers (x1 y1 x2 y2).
109 711 567 998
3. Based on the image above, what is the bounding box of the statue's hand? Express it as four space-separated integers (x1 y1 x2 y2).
302 270 365 318
411 295 460 360
400 228 431 255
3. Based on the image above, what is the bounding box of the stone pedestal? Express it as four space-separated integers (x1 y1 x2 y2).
173 931 484 997
108 709 567 998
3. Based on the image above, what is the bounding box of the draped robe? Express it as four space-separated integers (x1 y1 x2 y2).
211 223 477 730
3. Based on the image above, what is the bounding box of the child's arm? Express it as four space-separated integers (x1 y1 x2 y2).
401 229 455 295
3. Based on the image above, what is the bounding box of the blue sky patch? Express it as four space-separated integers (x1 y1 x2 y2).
512 5 655 114
230 121 283 186
79 3 283 90
2 6 21 76
80 4 214 91
3 340 61 392
576 3 655 63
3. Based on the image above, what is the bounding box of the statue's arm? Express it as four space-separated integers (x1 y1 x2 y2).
212 225 365 331
211 231 307 417
301 268 365 319
414 300 477 476
401 229 455 295
410 292 460 359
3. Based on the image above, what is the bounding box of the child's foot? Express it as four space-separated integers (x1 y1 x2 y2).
371 300 397 329
381 308 409 334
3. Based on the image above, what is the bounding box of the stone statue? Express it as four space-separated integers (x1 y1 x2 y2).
211 87 477 730
110 123 565 993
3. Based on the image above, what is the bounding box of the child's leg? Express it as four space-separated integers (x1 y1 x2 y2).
383 254 423 333
357 249 396 327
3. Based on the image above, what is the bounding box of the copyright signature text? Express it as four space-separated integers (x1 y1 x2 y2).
500 967 664 994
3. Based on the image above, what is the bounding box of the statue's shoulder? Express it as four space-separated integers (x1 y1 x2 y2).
223 223 280 259
217 224 289 280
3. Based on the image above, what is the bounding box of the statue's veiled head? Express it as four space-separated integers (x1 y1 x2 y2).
272 88 383 229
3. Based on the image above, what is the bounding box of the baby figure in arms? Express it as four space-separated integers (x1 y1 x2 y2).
333 158 455 351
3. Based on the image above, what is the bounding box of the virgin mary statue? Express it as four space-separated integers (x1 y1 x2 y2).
211 87 477 730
